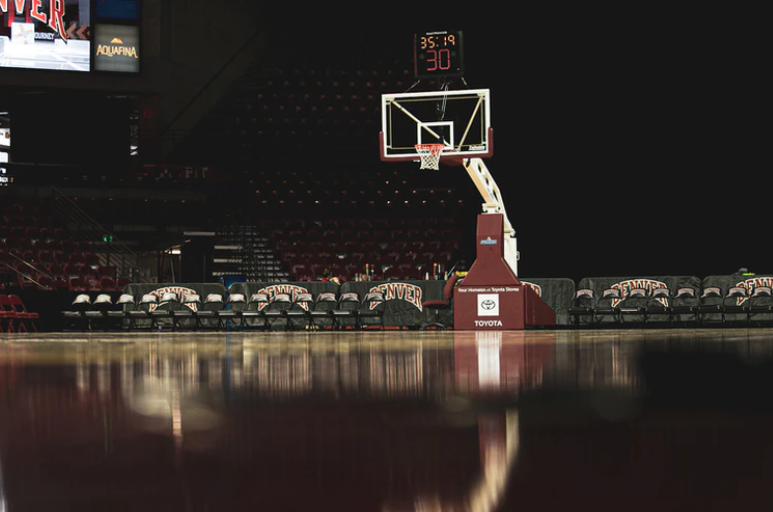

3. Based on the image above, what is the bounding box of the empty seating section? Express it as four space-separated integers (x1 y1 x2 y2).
1 200 133 292
264 217 463 282
178 42 417 168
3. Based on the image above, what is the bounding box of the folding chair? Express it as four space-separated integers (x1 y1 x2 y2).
644 288 673 324
671 287 699 325
242 293 269 330
84 293 115 331
619 288 649 325
62 293 92 332
173 293 201 331
309 292 337 330
697 287 723 326
107 293 136 331
721 286 750 326
594 288 622 326
332 292 360 330
286 292 313 330
219 293 246 330
197 294 225 330
264 293 292 331
749 287 773 326
151 291 179 330
127 294 158 330
358 291 386 330
567 288 596 327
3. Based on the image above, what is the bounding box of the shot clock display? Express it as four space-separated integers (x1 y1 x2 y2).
414 30 464 79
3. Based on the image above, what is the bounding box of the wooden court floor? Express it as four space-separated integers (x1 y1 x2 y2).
4 328 773 511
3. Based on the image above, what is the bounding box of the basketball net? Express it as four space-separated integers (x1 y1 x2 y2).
415 143 445 171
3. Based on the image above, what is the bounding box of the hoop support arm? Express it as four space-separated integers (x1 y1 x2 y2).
462 157 519 275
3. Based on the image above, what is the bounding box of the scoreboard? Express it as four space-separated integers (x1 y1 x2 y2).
0 0 141 74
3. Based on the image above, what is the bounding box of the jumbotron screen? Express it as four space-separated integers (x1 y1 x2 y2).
0 0 91 72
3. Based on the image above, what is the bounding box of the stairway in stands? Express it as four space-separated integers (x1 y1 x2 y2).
213 226 287 282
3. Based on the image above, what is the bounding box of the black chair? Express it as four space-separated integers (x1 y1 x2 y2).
749 286 773 326
309 292 337 330
62 293 92 331
242 293 269 330
619 288 649 325
594 288 622 326
197 293 225 330
567 288 596 327
173 293 201 331
420 273 460 330
721 286 749 326
286 292 313 330
127 294 158 330
107 293 136 331
644 288 672 324
697 286 723 325
671 287 699 325
264 293 292 331
150 291 179 330
219 293 247 330
332 292 360 330
359 291 386 330
84 293 115 331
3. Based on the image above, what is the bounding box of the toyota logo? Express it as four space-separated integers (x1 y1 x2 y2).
481 299 496 310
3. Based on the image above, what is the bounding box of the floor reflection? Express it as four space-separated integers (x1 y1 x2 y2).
2 329 773 510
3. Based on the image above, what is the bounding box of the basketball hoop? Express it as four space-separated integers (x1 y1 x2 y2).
415 143 446 171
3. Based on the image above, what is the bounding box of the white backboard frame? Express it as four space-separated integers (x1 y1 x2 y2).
380 88 492 163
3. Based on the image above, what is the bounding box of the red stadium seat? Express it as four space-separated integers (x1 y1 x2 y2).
68 277 88 292
37 275 55 290
83 252 100 268
384 267 404 281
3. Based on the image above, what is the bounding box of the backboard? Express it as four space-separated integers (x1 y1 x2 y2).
379 88 492 165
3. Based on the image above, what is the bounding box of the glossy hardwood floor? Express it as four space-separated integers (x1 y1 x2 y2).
2 328 773 511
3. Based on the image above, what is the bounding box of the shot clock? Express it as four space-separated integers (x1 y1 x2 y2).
413 30 464 79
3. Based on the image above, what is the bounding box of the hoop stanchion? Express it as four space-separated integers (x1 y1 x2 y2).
415 143 446 170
